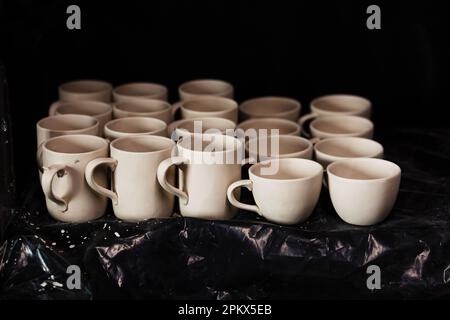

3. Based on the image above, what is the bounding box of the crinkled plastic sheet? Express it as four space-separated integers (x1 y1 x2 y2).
1 128 450 299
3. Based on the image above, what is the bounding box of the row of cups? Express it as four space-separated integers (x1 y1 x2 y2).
38 132 400 226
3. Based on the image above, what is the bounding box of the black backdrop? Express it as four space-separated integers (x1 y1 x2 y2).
1 0 449 194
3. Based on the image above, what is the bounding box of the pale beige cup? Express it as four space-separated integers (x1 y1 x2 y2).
40 134 109 222
237 118 301 137
327 158 401 226
36 114 99 147
180 96 238 123
49 101 112 136
59 80 112 102
314 137 384 168
113 99 173 124
104 117 167 141
85 135 175 222
239 97 301 122
113 82 168 102
246 135 313 162
168 117 236 140
178 79 234 101
157 134 244 220
227 158 323 225
309 116 374 140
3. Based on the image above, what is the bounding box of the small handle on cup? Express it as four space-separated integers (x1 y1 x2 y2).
157 156 189 205
298 113 318 138
48 101 61 116
171 102 182 119
85 157 118 205
227 179 261 215
41 164 71 212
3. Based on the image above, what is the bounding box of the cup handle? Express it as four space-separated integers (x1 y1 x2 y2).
41 164 72 212
48 101 60 116
37 143 44 173
171 102 182 120
85 157 118 205
227 179 261 215
157 156 189 205
298 113 318 138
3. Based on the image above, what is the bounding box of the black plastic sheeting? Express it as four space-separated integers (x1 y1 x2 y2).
0 128 450 299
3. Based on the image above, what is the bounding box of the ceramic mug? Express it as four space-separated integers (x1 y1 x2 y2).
113 82 168 102
113 99 173 124
327 158 401 226
227 158 323 225
237 118 301 138
168 117 236 140
178 79 234 101
59 80 112 102
85 135 175 222
246 135 313 162
49 101 112 136
40 134 109 222
104 117 167 141
157 134 244 220
309 116 374 140
179 96 238 123
36 114 99 147
239 96 301 122
314 137 383 168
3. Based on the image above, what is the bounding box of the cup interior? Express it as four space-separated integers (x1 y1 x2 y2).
250 158 322 180
311 116 373 135
328 158 400 181
56 101 111 116
175 118 236 133
238 118 299 135
45 135 106 154
112 135 174 153
315 137 383 158
240 97 300 117
38 115 98 131
312 95 371 113
179 133 241 153
247 135 311 157
183 97 237 112
115 99 170 113
114 83 167 97
106 117 166 134
180 79 233 96
60 80 111 94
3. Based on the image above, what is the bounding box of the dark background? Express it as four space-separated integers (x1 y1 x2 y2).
1 0 449 195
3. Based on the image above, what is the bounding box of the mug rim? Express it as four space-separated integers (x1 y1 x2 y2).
239 96 301 117
169 117 236 134
314 137 383 159
179 79 234 96
59 79 112 94
43 134 108 155
111 134 175 154
105 117 167 135
246 134 312 158
249 158 323 182
310 115 374 137
181 96 238 113
311 94 372 114
114 99 171 115
237 118 300 136
37 114 99 134
54 100 112 118
178 133 243 155
327 158 401 182
113 82 168 97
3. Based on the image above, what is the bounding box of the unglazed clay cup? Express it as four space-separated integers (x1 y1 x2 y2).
168 117 236 140
40 134 109 222
178 79 234 101
309 116 374 140
113 99 173 124
86 135 175 222
58 80 112 103
237 118 300 138
157 134 245 220
49 101 112 136
227 158 323 225
104 117 167 141
113 82 168 102
327 158 401 226
246 135 313 162
180 96 238 123
314 137 384 168
239 96 301 122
